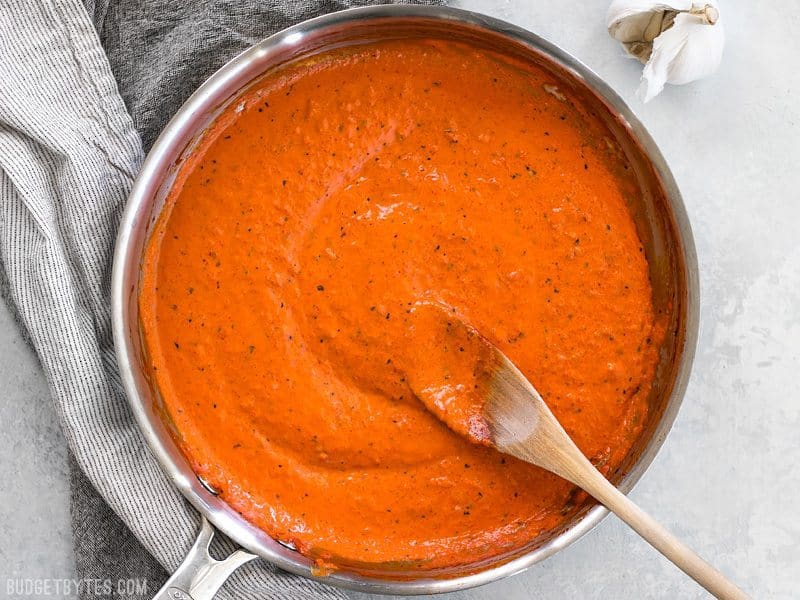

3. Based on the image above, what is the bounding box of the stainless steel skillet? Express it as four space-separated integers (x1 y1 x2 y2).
111 5 699 598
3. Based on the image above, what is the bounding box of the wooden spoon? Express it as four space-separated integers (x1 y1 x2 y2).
407 306 750 600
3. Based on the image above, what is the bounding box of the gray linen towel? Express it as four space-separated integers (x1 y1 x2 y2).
0 0 439 598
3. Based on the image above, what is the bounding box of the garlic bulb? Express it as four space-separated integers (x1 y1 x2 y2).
607 1 725 102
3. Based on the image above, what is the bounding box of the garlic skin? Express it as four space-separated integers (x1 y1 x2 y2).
607 1 725 102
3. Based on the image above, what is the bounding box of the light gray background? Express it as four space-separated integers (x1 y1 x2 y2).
1 0 796 598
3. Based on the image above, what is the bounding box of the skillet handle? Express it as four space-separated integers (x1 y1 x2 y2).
151 517 257 600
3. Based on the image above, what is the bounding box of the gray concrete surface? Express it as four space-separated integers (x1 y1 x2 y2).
1 0 798 598
0 300 76 587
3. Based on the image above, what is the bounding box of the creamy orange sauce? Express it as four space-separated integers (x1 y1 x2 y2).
139 39 664 571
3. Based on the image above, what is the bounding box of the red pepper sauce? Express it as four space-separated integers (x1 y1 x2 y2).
139 39 664 571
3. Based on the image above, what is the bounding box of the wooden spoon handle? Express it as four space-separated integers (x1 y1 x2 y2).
574 466 750 600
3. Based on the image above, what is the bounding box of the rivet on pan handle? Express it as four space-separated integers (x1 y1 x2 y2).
150 517 257 600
